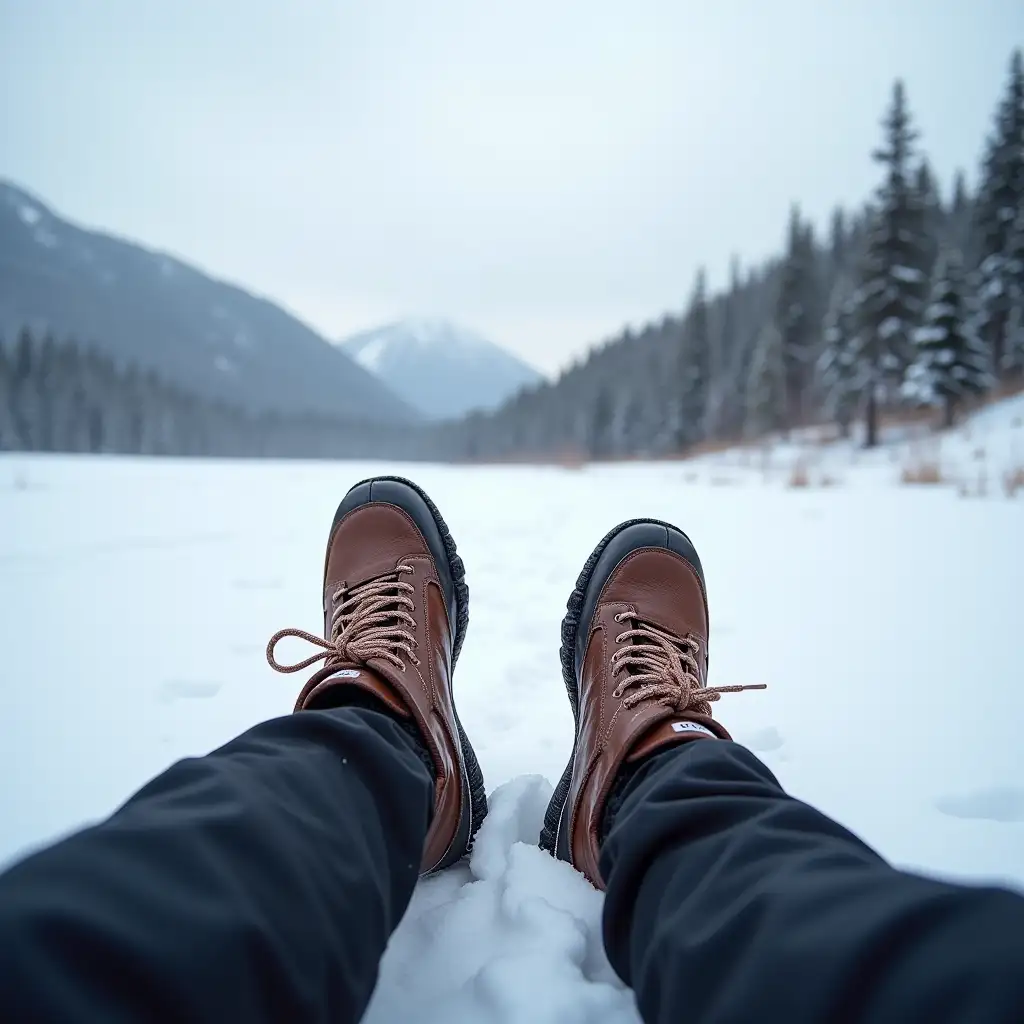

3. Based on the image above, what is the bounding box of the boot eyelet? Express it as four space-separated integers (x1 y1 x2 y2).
615 633 626 644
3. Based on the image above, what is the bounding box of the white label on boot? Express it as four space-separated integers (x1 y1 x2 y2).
335 669 361 678
671 721 715 738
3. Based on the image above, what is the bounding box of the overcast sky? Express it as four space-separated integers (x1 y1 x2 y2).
2 2 1021 373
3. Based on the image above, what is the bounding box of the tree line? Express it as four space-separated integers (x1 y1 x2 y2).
440 50 1024 460
0 331 419 459
2 50 1023 461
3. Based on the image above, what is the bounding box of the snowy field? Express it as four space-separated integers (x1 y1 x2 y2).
2 419 1023 1022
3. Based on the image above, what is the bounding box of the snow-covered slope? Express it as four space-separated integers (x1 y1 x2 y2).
340 318 543 420
685 391 1024 495
0 180 418 422
1 421 1022 1019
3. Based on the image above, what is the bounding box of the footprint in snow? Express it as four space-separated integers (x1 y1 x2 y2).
935 786 1024 823
156 679 223 703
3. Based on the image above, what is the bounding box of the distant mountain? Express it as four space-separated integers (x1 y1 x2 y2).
0 181 418 422
340 318 543 420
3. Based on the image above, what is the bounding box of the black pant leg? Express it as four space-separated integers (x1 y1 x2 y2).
0 706 432 1024
601 739 1024 1024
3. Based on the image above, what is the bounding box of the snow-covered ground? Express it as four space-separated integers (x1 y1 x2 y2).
688 391 1024 495
2 401 1023 1022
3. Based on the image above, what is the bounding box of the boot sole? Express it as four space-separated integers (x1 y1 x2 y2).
337 475 488 870
539 519 706 862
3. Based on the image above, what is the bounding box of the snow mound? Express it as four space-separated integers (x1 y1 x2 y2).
366 776 638 1024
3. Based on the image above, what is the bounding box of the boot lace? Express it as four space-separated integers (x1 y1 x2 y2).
266 566 419 675
611 612 765 713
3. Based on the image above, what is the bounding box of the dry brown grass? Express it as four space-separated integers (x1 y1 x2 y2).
675 435 746 460
878 404 937 431
990 376 1024 401
899 437 948 486
872 383 1024 438
785 459 843 488
900 460 944 485
555 451 587 470
1004 466 1024 498
787 462 810 488
802 424 843 446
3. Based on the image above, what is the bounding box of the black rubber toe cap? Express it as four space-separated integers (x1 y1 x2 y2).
334 476 469 664
573 519 704 677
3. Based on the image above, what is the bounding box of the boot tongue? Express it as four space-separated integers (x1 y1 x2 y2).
298 662 410 717
626 715 729 763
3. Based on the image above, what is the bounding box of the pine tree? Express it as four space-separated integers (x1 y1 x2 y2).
1004 204 1024 374
619 390 646 455
34 333 57 452
915 160 942 280
775 206 821 428
975 48 1024 373
677 268 710 449
63 341 93 453
705 259 741 438
0 340 18 450
588 384 615 458
903 248 990 426
948 169 974 255
818 287 862 439
744 322 786 438
855 80 930 446
829 207 848 273
11 328 38 449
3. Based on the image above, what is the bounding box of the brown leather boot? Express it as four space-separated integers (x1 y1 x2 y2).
539 519 765 888
266 476 487 875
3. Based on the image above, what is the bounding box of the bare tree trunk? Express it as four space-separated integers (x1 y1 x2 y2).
865 389 878 448
943 394 956 429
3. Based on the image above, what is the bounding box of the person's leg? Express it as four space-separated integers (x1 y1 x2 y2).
601 738 1024 1024
0 703 433 1024
541 516 1024 1024
0 474 487 1024
0 703 431 1024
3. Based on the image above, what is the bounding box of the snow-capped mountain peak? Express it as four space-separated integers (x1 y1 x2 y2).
403 317 487 348
340 318 543 420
